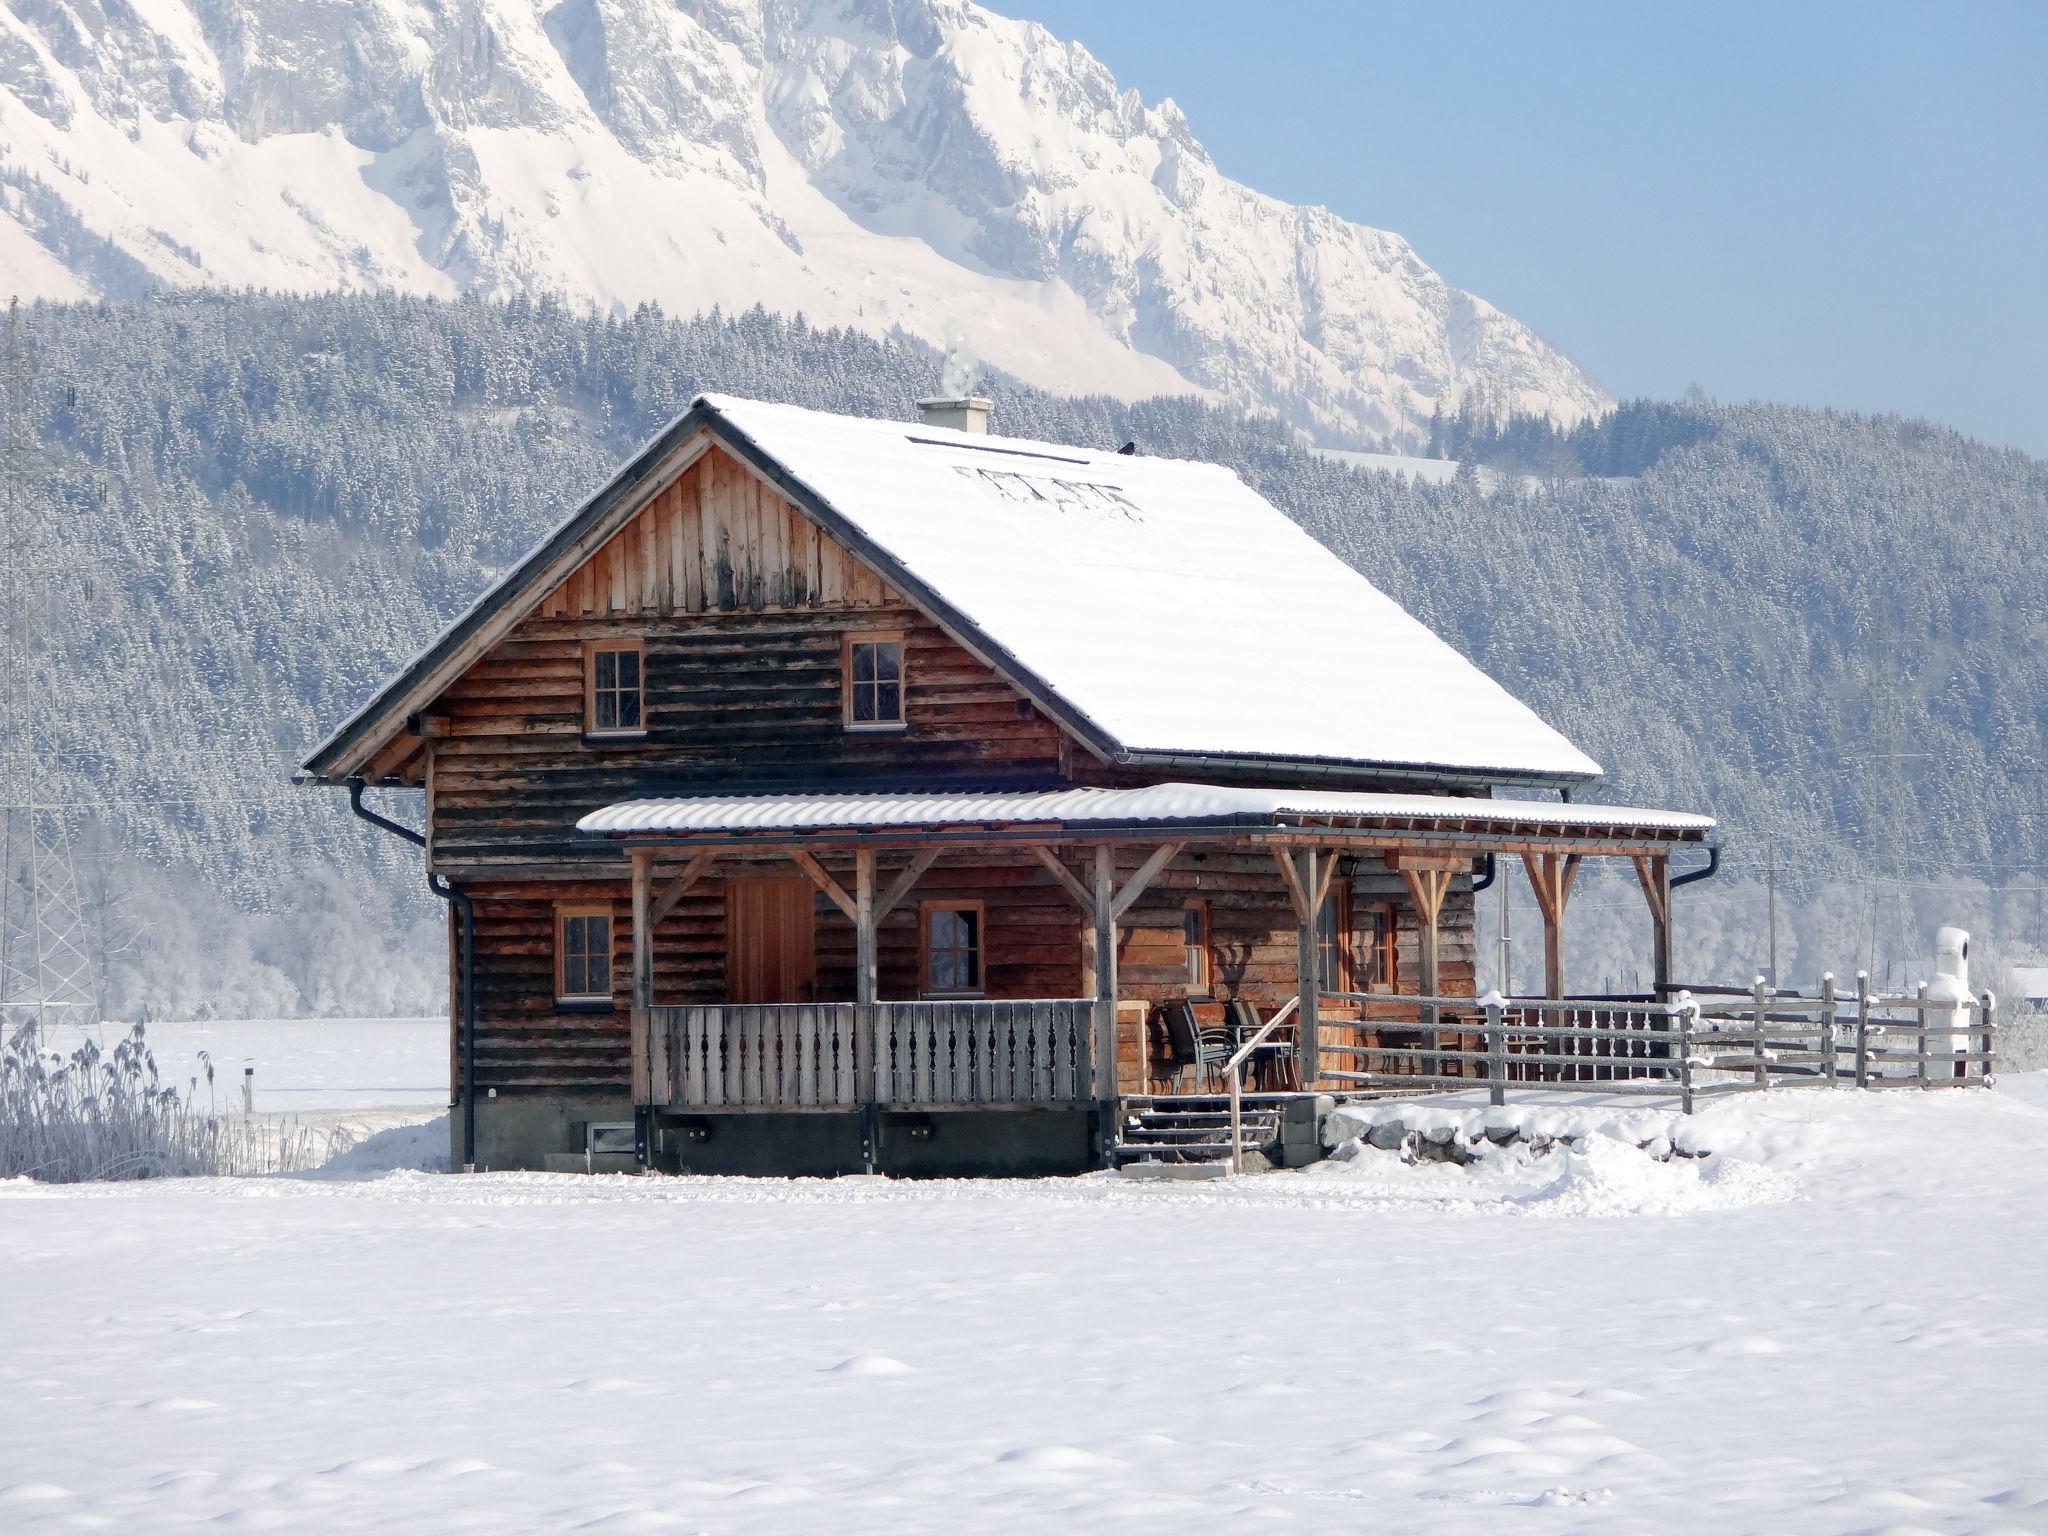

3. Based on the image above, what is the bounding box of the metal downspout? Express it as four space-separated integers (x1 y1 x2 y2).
1670 844 1721 890
347 778 478 1170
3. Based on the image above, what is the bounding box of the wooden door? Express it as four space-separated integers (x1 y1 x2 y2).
727 878 818 1003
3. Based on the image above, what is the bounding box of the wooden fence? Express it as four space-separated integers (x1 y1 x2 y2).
652 999 1094 1110
1318 976 1998 1112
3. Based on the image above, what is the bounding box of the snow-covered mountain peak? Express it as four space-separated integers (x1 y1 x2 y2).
0 0 1608 446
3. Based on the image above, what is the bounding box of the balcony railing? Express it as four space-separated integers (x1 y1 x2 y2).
650 999 1095 1111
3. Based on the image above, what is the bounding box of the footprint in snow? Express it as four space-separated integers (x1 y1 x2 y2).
997 1446 1125 1471
1687 1334 1785 1357
0 1483 69 1504
823 1353 914 1376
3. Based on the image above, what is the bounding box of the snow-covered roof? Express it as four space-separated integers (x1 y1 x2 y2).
707 395 1601 781
578 783 1709 840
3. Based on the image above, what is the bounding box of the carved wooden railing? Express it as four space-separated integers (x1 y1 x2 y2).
652 999 1095 1110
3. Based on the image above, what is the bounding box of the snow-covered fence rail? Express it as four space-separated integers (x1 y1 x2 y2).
1316 977 1997 1112
653 999 1095 1110
1320 994 1685 1102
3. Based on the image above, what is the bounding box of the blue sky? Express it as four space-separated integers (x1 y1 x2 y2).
1006 1 2047 455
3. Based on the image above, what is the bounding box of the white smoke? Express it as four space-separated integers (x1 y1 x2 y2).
938 322 980 398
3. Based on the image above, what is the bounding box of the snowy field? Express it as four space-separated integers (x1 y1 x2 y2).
4 1067 2048 1532
40 1016 447 1113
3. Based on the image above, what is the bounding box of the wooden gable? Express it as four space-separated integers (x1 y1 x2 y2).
533 445 895 620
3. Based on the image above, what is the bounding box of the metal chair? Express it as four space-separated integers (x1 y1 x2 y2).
1225 997 1299 1091
1159 1000 1233 1092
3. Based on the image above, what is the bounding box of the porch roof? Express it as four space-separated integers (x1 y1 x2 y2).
577 782 1712 848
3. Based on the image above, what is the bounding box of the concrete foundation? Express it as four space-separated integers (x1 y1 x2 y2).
452 1094 635 1171
649 1106 1100 1178
459 1094 1103 1179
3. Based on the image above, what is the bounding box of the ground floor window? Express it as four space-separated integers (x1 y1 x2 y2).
1182 899 1212 992
556 905 614 1003
1316 885 1352 993
1361 901 1398 993
921 900 984 996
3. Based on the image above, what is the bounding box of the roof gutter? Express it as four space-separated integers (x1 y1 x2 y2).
1670 843 1722 890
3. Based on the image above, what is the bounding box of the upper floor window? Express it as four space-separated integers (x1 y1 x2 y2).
922 900 984 996
585 640 644 737
1182 899 1212 992
556 904 614 1004
844 632 905 730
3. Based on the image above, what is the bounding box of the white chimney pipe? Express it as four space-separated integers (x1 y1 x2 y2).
915 396 993 434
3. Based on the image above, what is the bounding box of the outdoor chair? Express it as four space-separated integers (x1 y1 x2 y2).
1159 1000 1233 1092
1225 997 1300 1091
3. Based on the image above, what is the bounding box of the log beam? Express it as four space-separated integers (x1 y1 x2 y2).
854 847 877 1007
1634 853 1672 994
1027 843 1099 919
630 847 653 1104
1110 841 1184 922
785 848 859 925
1523 851 1583 999
1091 846 1118 1108
649 850 718 926
874 847 941 923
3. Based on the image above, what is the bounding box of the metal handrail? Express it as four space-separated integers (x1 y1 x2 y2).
1226 995 1299 1176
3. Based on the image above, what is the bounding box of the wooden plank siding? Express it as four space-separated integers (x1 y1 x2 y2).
428 440 1063 878
454 849 1473 1100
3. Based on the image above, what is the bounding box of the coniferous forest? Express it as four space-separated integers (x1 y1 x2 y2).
5 291 2044 1018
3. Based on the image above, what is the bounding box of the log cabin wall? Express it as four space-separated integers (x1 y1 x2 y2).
418 441 1477 1103
424 445 1068 880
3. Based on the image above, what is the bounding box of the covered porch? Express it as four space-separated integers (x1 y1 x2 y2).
578 783 1713 1172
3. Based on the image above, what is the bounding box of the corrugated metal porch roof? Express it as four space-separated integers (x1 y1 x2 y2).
577 782 1712 840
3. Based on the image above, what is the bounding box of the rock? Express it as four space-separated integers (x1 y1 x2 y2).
1367 1120 1410 1152
1320 1104 1377 1150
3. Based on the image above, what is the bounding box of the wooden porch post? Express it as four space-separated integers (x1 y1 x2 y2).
854 847 877 1006
1296 848 1320 1085
1091 845 1117 1103
1634 853 1673 997
1523 852 1582 1000
630 847 653 1105
1391 855 1455 1077
1272 846 1331 1086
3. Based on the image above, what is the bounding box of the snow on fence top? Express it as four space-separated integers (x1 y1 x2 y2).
703 395 1603 781
577 782 1711 838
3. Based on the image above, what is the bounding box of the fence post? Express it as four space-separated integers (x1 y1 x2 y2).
1915 982 1930 1089
1751 974 1769 1087
1484 992 1506 1108
1818 972 1837 1087
1676 991 1695 1114
1979 990 1996 1085
1854 971 1871 1088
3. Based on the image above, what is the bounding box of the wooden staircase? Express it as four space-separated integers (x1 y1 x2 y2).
1112 1093 1288 1166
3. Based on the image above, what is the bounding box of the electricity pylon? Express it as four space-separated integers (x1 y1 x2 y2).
0 296 103 1035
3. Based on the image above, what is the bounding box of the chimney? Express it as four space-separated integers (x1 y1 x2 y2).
915 396 993 434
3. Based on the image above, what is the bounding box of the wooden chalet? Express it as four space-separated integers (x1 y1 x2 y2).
302 393 1714 1174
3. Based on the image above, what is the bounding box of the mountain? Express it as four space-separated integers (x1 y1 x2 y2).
0 0 1607 449
5 293 2043 1021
